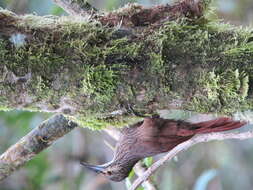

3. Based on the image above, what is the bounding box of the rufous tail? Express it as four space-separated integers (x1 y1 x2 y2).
194 117 247 134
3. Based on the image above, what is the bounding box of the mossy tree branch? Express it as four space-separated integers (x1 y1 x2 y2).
0 0 253 130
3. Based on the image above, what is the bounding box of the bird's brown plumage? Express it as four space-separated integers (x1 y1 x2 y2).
81 117 246 181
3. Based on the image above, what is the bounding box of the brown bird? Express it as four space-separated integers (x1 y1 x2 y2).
81 116 246 182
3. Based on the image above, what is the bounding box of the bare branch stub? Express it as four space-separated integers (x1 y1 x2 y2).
0 114 78 181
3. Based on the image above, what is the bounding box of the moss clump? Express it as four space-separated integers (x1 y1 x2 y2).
148 53 165 76
189 69 250 113
104 37 143 65
0 39 8 59
224 41 253 73
159 19 252 70
160 20 212 66
225 42 253 56
82 64 121 104
147 18 253 114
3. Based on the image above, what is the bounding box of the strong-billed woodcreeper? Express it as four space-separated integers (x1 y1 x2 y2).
81 116 246 181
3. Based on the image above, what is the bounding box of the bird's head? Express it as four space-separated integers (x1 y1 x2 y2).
80 161 132 182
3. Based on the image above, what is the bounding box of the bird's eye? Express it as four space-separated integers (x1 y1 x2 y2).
107 171 112 175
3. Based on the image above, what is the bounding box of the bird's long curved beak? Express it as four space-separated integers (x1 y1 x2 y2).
80 162 107 173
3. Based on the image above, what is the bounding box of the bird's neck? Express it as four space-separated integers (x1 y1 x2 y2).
113 157 140 176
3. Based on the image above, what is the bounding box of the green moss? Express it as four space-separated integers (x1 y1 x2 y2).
225 42 253 56
240 74 249 99
188 69 250 113
159 19 252 69
104 38 142 60
82 64 121 104
0 106 11 112
223 41 253 73
0 39 8 60
1 13 149 122
148 53 165 76
68 115 142 130
160 21 210 66
1 10 253 128
1 17 113 105
131 52 169 105
147 18 253 114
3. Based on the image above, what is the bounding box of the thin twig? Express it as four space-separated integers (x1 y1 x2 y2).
134 162 157 190
130 130 253 190
0 114 78 181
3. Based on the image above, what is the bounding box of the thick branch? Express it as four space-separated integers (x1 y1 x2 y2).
130 130 253 190
0 114 78 181
0 1 253 130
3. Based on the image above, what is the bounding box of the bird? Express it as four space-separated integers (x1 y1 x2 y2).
81 116 246 182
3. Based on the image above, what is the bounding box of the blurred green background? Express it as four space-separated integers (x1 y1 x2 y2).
0 0 253 190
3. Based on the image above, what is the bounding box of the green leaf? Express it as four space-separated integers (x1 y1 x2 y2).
51 5 65 15
143 157 153 167
128 169 135 180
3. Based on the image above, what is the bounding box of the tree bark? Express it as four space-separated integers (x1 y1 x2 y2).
0 114 78 181
0 0 253 130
